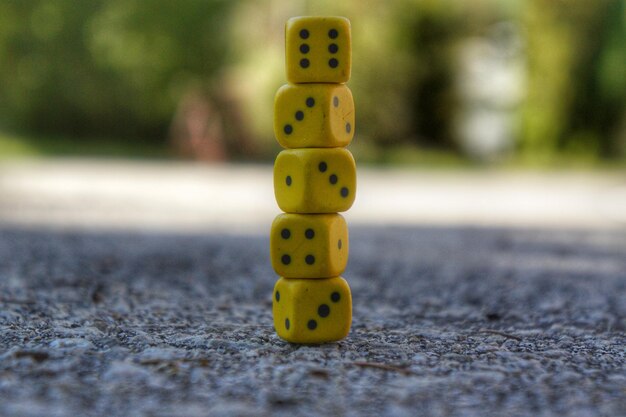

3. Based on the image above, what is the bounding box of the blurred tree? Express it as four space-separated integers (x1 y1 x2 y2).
0 0 233 142
521 0 625 161
566 0 626 158
396 0 464 150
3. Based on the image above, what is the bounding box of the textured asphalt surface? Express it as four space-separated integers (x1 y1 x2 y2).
0 224 624 417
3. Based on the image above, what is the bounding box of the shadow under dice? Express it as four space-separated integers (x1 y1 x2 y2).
285 16 351 83
274 148 356 213
274 83 355 148
271 213 349 278
273 276 352 344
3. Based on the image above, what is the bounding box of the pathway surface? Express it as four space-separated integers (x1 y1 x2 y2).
1 159 625 231
0 160 624 416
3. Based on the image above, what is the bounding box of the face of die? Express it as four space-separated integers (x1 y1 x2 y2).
271 213 349 279
286 16 351 83
273 276 352 343
274 83 355 148
274 148 357 213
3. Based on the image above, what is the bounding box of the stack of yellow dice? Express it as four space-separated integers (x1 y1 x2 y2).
271 16 356 344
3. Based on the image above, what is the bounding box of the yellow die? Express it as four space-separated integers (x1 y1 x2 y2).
274 148 356 213
286 16 351 83
271 213 349 279
274 83 355 148
273 276 352 344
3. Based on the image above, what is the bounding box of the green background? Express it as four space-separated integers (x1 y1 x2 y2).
0 0 624 166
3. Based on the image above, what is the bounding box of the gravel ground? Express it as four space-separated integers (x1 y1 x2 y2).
0 224 624 417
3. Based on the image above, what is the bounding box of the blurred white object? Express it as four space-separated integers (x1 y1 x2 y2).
455 21 526 160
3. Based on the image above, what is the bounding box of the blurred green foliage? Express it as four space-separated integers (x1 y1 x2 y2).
0 0 231 139
522 0 626 161
0 0 623 163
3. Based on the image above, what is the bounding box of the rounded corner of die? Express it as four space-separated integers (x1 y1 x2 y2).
275 199 296 214
341 197 356 213
274 134 290 150
336 16 351 26
285 16 302 30
334 275 348 285
274 148 291 164
341 147 356 162
271 212 287 227
341 83 354 99
275 83 292 96
334 212 348 226
274 325 292 343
